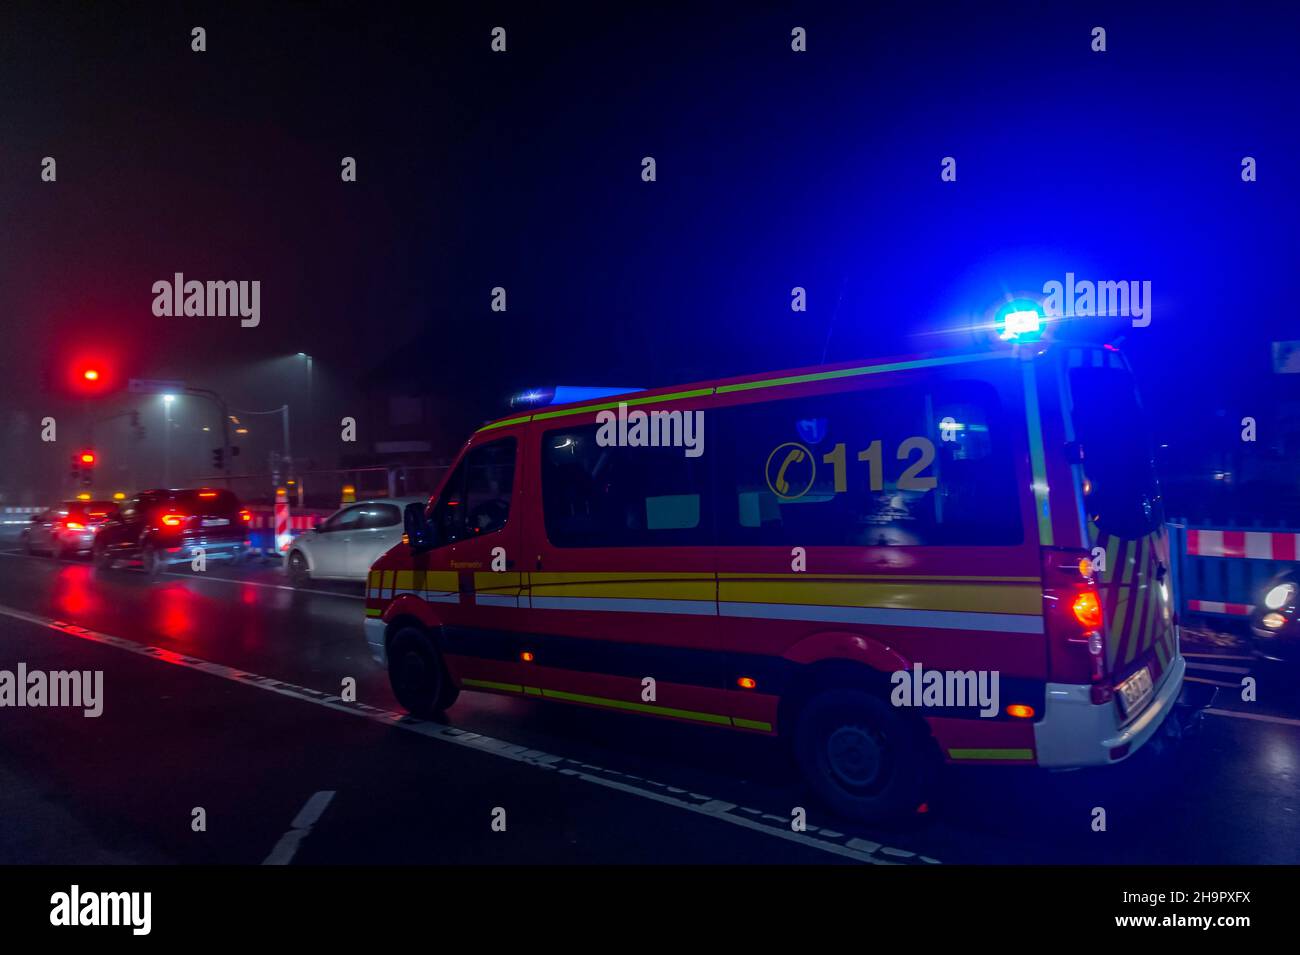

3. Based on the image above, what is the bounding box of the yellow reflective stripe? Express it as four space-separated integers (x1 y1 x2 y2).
532 579 716 601
364 608 382 617
540 688 731 725
1124 538 1150 665
460 678 765 729
720 572 1041 583
472 571 523 593
477 415 531 433
948 748 1034 761
715 352 1009 395
1022 361 1053 546
1110 540 1134 650
718 580 1041 615
530 388 713 423
531 571 714 583
462 678 524 693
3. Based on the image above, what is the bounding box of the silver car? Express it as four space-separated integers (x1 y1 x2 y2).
286 497 425 586
22 500 120 558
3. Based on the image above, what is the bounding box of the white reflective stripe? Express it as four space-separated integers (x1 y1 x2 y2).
1244 532 1272 560
719 601 1044 634
530 595 717 616
1195 530 1223 556
476 593 520 608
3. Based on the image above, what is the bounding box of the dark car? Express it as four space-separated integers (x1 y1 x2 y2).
21 500 120 558
92 488 251 575
1249 569 1300 665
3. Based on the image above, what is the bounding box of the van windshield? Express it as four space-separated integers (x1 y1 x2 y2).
1069 364 1164 539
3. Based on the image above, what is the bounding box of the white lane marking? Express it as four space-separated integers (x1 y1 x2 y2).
262 790 336 865
0 602 929 865
1185 662 1251 674
0 550 364 601
158 570 365 601
1183 652 1255 661
1185 677 1242 688
1206 708 1300 729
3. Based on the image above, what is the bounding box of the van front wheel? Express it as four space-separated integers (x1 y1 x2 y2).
794 688 936 824
388 628 459 718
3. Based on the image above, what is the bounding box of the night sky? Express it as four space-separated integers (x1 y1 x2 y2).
2 2 1297 504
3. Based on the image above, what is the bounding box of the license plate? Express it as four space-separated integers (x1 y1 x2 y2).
201 518 230 527
1116 666 1154 719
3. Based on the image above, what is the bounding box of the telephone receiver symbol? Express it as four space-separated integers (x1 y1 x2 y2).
775 448 806 496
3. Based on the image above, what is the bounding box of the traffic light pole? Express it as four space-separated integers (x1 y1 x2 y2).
184 387 233 489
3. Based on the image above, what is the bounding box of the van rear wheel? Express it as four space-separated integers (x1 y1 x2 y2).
794 688 936 824
388 627 459 718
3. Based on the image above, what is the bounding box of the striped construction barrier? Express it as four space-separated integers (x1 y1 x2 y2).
1187 529 1300 561
1170 523 1300 620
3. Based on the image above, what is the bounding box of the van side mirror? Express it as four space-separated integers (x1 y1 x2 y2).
404 501 436 552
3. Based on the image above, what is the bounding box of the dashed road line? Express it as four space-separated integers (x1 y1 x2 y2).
0 601 935 865
263 790 336 865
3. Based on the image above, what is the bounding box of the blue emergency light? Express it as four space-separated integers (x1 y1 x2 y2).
995 300 1046 342
510 385 643 409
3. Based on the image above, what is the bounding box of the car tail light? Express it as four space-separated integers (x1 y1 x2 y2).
1042 548 1110 699
64 521 84 530
239 509 252 523
161 513 184 527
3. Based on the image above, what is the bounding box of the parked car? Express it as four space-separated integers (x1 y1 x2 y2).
21 500 119 558
1250 569 1300 665
287 497 426 586
93 488 251 575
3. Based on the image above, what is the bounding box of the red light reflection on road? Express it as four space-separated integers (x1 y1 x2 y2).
154 583 198 640
54 564 98 617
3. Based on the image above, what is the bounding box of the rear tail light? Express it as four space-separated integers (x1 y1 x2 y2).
1042 548 1111 699
161 514 184 527
64 521 84 530
239 509 252 523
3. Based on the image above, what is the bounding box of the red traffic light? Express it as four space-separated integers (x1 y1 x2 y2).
79 451 96 465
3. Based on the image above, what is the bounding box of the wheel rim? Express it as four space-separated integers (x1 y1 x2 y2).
826 722 889 791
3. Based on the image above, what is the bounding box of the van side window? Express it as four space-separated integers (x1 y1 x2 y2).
433 438 517 545
714 382 1022 547
541 424 707 547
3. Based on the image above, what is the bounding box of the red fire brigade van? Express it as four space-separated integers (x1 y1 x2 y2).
364 317 1191 822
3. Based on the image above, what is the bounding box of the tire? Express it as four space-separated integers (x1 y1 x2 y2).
388 627 459 718
794 688 937 824
92 541 115 571
141 543 165 577
287 550 310 587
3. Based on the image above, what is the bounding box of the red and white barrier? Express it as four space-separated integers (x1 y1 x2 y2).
274 487 292 554
1188 599 1252 616
1186 529 1300 561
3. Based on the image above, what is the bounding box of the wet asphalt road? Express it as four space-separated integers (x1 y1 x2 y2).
0 528 1297 865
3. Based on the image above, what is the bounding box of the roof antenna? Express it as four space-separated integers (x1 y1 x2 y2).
820 273 849 365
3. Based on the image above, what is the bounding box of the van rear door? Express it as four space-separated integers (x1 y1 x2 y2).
1064 349 1178 709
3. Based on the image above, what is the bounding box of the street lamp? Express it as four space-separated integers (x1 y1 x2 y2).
161 394 175 485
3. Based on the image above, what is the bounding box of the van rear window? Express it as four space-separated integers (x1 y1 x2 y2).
1069 365 1164 538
